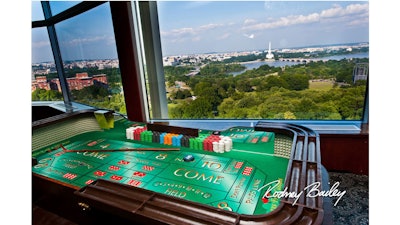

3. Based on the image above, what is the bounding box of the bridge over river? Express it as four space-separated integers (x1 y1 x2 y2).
278 58 328 63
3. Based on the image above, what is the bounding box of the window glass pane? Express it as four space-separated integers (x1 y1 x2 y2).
31 27 61 101
156 1 369 120
54 3 126 114
32 1 44 21
49 1 82 16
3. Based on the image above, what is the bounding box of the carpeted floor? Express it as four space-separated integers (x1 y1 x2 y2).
328 172 369 225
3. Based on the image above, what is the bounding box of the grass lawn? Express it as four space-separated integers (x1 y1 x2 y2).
309 80 334 90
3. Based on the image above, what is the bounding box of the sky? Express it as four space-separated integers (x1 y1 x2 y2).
157 1 369 55
31 0 369 63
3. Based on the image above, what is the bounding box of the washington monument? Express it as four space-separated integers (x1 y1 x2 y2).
266 41 274 61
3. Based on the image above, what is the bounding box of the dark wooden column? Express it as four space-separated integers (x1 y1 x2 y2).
110 1 147 122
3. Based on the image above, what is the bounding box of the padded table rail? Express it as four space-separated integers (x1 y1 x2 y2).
72 120 324 225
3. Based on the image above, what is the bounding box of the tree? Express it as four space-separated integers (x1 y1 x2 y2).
236 95 260 108
257 76 288 91
236 80 253 92
293 97 318 119
71 85 109 100
183 98 213 118
172 89 192 99
337 93 364 120
281 74 309 91
32 89 63 101
193 81 212 96
169 103 186 118
217 98 235 116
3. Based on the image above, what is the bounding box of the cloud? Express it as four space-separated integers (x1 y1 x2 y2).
161 23 224 41
159 2 368 47
198 23 223 31
346 16 369 27
32 40 50 48
217 33 231 40
243 13 320 31
320 3 369 18
244 19 257 25
243 33 255 39
65 35 110 47
242 3 369 31
192 36 201 42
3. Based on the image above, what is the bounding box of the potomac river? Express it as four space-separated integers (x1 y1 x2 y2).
231 52 369 76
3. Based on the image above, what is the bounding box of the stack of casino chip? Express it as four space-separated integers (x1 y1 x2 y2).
172 134 184 146
218 136 233 153
126 126 147 140
161 133 179 145
126 126 194 148
189 135 207 150
180 135 191 148
140 130 153 142
126 126 233 153
197 134 233 153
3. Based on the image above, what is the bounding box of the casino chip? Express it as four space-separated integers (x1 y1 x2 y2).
183 154 195 162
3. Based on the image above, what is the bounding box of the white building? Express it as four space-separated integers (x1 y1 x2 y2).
266 41 274 61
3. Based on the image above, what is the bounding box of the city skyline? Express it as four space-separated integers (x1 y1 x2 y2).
31 1 369 63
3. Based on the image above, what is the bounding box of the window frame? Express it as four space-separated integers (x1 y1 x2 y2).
32 1 369 133
32 1 107 113
137 1 369 132
32 1 149 121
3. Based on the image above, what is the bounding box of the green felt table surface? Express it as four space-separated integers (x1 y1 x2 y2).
32 117 290 215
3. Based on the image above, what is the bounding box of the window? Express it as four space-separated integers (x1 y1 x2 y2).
147 1 369 123
54 3 125 113
31 2 126 114
32 28 56 96
32 1 45 21
31 1 369 130
49 1 82 16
